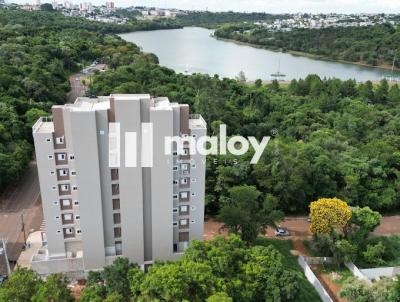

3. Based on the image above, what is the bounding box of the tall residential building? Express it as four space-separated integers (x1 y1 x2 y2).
32 95 206 277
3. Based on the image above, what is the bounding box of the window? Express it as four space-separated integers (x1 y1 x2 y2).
173 208 178 213
46 138 52 143
75 215 80 220
191 220 196 224
77 229 82 234
55 216 60 219
51 186 57 190
180 178 188 185
69 155 75 160
180 191 188 199
173 151 178 156
111 169 119 181
112 184 119 195
70 171 76 176
192 134 197 138
50 171 55 175
99 130 105 135
57 230 61 233
48 155 54 160
113 213 121 224
191 178 196 183
190 205 196 211
112 199 120 210
114 227 121 238
191 164 196 169
74 201 79 206
183 148 189 155
53 201 59 205
57 153 66 161
72 186 78 191
173 221 178 227
115 241 122 255
173 180 178 185
173 194 178 199
55 137 64 144
173 166 178 171
181 163 188 171
191 192 196 197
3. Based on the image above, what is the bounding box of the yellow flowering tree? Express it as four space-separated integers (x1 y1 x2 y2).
309 198 352 235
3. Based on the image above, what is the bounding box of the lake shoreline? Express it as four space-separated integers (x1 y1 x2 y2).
120 27 399 82
213 35 400 73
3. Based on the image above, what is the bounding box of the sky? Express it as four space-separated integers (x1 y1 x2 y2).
14 0 400 13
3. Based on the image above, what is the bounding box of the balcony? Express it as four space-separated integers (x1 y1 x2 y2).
179 191 190 202
179 205 190 216
55 152 68 165
62 213 74 225
179 177 190 189
57 169 70 181
179 219 189 229
63 227 75 239
60 199 73 211
53 135 66 150
58 184 71 196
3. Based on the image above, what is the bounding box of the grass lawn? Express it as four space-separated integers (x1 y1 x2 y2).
256 238 322 302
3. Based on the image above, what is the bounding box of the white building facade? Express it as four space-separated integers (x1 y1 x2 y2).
32 94 206 277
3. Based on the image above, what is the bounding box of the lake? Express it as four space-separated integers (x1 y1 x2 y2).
120 27 398 82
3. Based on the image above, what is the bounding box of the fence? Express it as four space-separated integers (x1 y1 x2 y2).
298 256 334 302
345 262 371 284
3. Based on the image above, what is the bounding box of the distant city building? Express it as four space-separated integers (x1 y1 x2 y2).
105 1 114 10
32 95 206 277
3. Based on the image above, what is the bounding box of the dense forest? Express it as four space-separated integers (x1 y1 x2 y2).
214 23 400 67
176 11 283 28
90 53 400 214
0 9 171 189
0 236 320 301
1 9 400 216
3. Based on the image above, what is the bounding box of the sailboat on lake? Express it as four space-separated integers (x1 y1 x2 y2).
270 49 286 81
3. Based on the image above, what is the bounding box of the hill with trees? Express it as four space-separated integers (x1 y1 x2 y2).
214 23 400 68
1 9 400 217
0 9 175 190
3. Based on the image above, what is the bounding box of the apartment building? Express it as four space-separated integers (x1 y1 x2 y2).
31 94 206 277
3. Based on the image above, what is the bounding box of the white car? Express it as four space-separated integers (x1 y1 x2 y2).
275 227 290 236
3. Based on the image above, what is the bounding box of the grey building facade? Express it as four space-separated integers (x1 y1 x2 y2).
31 94 206 277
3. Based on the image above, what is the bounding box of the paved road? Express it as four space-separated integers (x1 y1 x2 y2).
67 73 86 103
0 162 43 275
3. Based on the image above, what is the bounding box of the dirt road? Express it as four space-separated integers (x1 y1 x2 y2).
0 162 43 275
204 215 400 241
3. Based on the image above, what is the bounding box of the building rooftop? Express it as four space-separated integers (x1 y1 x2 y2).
32 95 207 133
189 114 207 129
32 117 54 134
